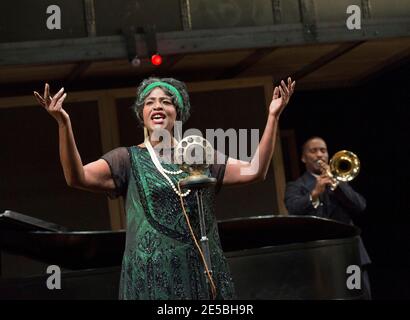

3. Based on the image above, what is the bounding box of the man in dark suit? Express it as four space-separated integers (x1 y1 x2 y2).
284 136 371 299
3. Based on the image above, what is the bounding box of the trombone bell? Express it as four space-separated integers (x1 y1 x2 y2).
329 150 360 182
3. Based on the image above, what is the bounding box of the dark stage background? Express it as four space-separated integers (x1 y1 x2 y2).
281 61 410 299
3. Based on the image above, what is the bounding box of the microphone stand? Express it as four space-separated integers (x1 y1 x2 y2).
176 135 218 298
179 171 216 299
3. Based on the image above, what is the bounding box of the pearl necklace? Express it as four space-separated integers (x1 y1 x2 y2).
145 138 191 197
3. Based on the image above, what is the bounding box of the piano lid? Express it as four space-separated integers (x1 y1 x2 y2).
0 211 360 270
217 215 360 252
0 210 68 232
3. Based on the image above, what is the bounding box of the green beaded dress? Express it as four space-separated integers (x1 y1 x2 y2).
102 146 235 300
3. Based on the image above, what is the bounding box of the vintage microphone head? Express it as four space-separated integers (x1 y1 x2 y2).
175 135 216 189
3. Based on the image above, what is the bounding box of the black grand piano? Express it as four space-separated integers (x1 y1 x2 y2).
0 210 364 299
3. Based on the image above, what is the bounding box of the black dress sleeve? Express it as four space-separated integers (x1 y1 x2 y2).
209 150 228 194
100 147 131 199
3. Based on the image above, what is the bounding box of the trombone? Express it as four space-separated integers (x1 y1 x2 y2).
318 150 360 191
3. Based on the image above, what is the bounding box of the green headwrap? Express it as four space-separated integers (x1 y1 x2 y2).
140 81 185 113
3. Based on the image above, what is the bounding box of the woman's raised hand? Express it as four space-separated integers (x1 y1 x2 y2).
269 77 295 117
34 83 69 126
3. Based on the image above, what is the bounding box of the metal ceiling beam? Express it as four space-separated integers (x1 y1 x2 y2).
180 0 193 31
84 0 97 37
361 0 372 19
63 0 97 83
272 0 282 24
299 0 317 42
0 18 409 67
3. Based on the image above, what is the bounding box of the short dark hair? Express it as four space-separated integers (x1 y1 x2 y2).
133 77 191 127
301 136 326 155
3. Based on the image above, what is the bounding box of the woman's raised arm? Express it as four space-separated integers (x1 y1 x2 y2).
222 78 295 186
34 84 115 193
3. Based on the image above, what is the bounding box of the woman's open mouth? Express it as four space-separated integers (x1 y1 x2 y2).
151 112 166 125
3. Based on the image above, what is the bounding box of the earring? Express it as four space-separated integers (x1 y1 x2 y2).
144 127 149 141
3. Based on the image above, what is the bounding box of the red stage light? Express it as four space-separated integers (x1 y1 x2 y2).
151 54 162 66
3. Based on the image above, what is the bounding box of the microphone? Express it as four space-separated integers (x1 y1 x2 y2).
175 135 216 189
